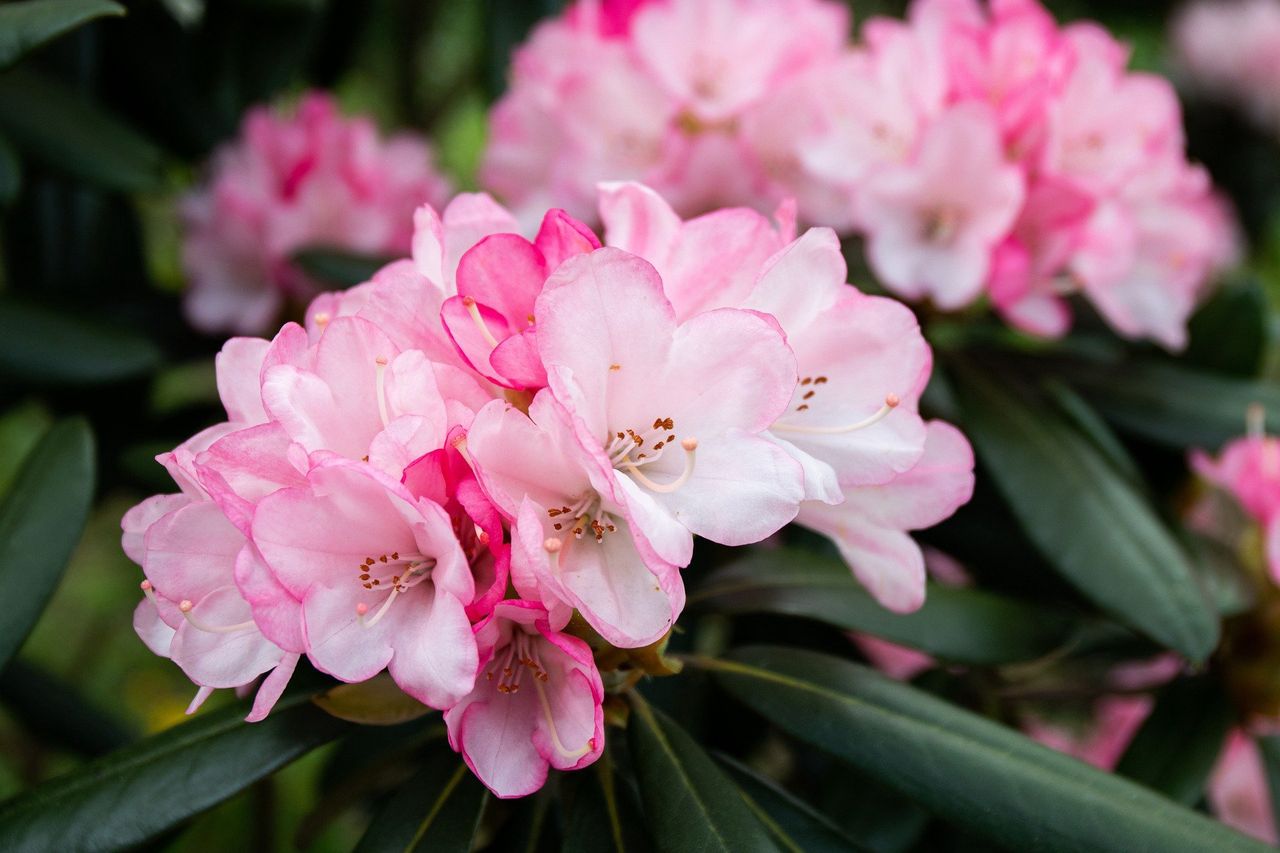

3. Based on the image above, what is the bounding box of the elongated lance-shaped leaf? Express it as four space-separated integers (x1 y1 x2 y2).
952 362 1219 661
0 0 123 70
706 647 1267 853
0 687 350 852
0 417 94 669
716 754 867 853
695 550 1078 666
628 693 780 853
354 747 486 853
0 68 165 192
1116 676 1235 805
0 660 136 757
563 746 653 853
0 301 161 386
1064 359 1280 451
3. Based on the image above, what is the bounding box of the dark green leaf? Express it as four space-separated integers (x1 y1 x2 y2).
696 550 1077 666
563 749 652 853
1116 677 1234 805
0 659 135 757
0 0 123 70
716 755 867 853
0 300 162 385
0 68 165 191
1184 281 1269 377
0 133 19 205
0 417 93 669
0 687 350 851
1065 360 1280 451
564 766 629 853
709 647 1267 853
291 247 390 289
354 749 486 853
628 694 779 853
953 362 1218 661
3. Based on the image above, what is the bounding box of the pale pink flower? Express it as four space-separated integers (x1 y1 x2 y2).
481 0 850 225
445 600 604 798
597 182 972 609
181 91 451 335
1192 411 1280 582
799 421 975 612
857 105 1025 310
1023 695 1153 771
1209 730 1280 844
1173 0 1280 133
251 460 478 708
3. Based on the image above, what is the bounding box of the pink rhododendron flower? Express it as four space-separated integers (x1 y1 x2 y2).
1209 730 1280 844
1173 0 1280 134
445 601 604 798
481 0 850 226
491 0 1238 347
181 91 451 335
125 181 974 796
1192 407 1280 582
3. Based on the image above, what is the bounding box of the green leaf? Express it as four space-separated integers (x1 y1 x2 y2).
0 300 162 385
0 417 93 669
1116 677 1234 805
716 755 867 853
708 647 1268 853
1185 281 1269 377
0 686 350 851
953 362 1219 661
0 133 19 206
1065 360 1280 451
0 0 124 70
353 749 486 853
0 402 52 500
0 68 165 192
562 749 652 853
0 659 136 757
312 672 433 726
291 247 390 289
628 693 779 853
696 550 1077 666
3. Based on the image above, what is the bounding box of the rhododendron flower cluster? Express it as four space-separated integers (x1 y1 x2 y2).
1173 0 1280 134
485 0 1238 349
123 183 973 797
481 0 850 226
1191 406 1280 582
181 91 452 336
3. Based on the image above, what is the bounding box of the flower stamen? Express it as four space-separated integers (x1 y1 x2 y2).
177 597 257 634
463 296 502 350
773 393 900 435
623 437 697 493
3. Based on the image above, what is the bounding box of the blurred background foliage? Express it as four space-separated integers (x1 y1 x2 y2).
0 0 1278 851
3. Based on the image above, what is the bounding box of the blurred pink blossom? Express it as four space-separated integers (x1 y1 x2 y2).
1173 0 1280 133
181 92 451 335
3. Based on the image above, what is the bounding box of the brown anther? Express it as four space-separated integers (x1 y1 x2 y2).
815 376 829 384
391 552 399 560
554 523 563 530
365 558 375 566
797 404 810 411
803 390 816 400
610 363 621 372
800 377 812 386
